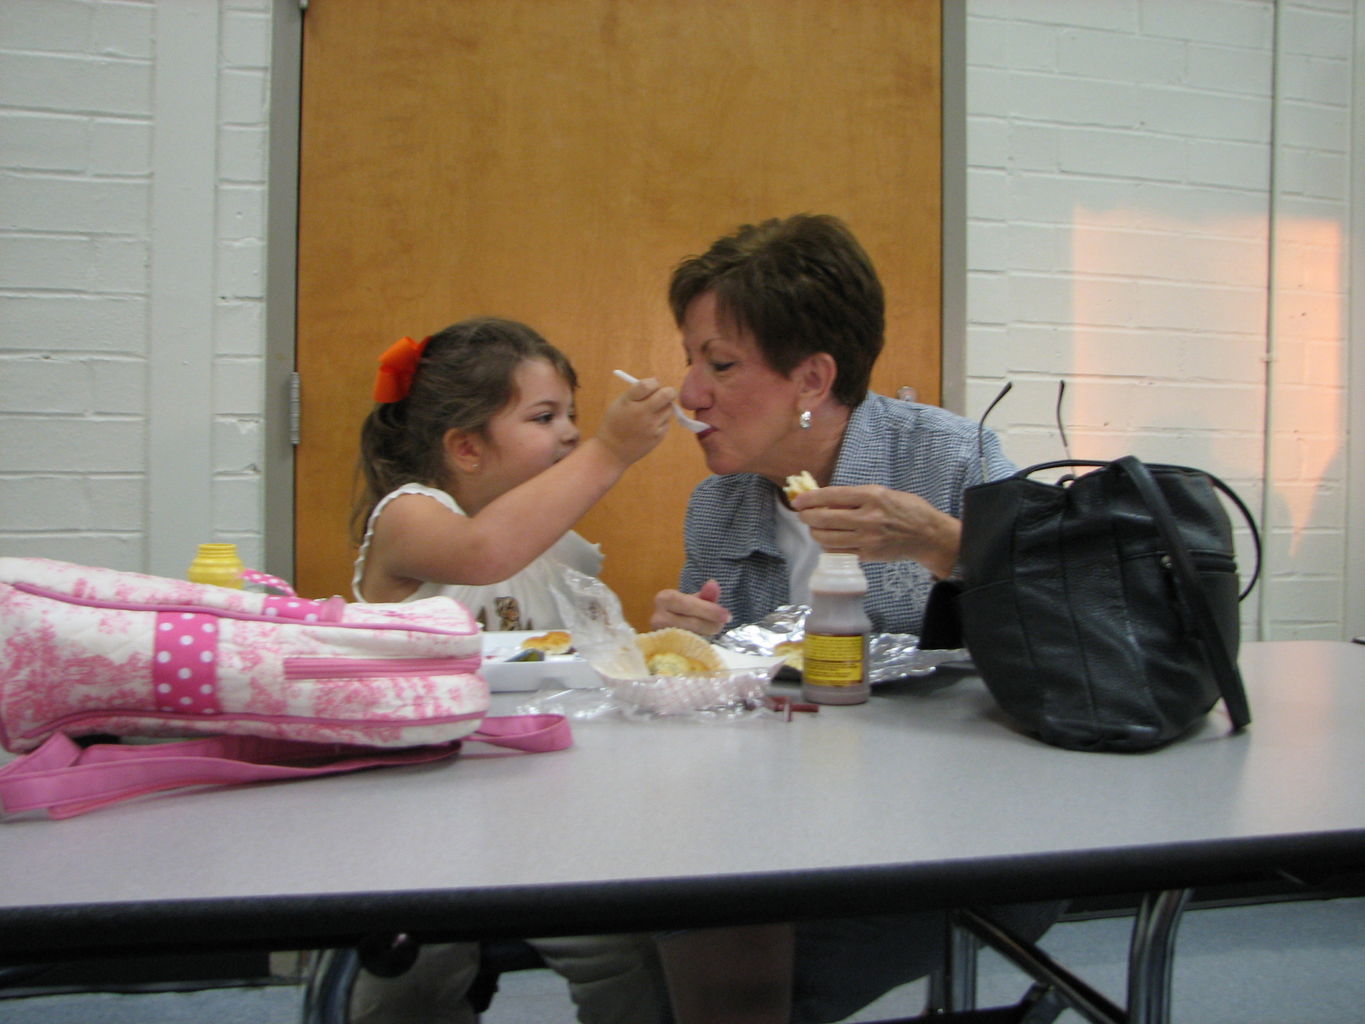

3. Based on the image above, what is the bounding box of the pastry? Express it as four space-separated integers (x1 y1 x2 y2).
635 628 726 676
783 470 818 502
645 651 707 675
774 639 804 672
520 630 573 655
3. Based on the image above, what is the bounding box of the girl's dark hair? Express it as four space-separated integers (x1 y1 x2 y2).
668 214 884 408
351 317 577 543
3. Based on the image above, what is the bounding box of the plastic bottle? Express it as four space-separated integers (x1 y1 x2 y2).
187 542 245 589
802 552 872 705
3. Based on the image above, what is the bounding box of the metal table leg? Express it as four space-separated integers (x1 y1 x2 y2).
1126 889 1190 1024
955 908 1124 1024
927 912 981 1013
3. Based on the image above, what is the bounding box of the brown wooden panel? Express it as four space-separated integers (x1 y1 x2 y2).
296 0 941 627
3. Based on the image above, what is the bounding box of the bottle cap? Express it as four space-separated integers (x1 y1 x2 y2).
188 543 245 589
195 542 239 558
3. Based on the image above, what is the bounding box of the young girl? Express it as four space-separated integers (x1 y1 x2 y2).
347 317 677 1024
351 316 673 623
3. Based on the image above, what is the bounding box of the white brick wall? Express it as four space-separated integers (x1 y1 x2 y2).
964 0 1359 640
212 38 270 531
1 0 1360 639
0 0 270 575
2 0 153 569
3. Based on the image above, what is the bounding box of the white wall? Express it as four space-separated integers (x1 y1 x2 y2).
0 0 270 577
0 0 1359 639
960 0 1360 640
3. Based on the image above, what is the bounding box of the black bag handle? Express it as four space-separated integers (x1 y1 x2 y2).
1020 459 1261 601
1021 457 1254 730
1115 456 1251 731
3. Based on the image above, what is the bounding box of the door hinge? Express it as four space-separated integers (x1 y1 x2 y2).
289 371 302 446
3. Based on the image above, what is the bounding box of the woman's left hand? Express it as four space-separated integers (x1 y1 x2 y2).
792 485 961 579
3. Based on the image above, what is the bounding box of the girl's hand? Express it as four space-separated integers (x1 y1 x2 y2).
650 579 731 636
596 376 676 466
792 485 962 579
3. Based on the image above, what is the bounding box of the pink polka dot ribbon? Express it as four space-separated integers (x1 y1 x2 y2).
153 611 223 716
240 569 296 596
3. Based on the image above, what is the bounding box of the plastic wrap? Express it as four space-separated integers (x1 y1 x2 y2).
548 567 649 679
538 567 778 721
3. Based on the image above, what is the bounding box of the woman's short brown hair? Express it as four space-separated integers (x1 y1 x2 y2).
668 214 884 407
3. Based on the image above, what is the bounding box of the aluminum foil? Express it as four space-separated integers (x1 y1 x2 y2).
716 604 970 684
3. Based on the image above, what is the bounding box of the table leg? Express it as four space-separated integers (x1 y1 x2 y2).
954 908 1124 1024
1126 888 1190 1024
301 947 360 1024
927 913 980 1012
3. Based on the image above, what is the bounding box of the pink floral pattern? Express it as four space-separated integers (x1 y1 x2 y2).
1 558 488 753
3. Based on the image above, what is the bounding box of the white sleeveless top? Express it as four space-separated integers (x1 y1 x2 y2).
351 483 603 631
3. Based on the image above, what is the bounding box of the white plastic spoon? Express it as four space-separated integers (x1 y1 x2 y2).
613 370 708 432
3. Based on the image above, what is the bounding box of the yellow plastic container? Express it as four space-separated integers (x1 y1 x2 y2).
187 543 245 589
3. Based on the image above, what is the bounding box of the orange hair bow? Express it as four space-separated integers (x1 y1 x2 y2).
373 335 430 403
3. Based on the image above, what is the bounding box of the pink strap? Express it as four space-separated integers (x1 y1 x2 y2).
466 714 573 752
239 568 297 595
0 715 572 820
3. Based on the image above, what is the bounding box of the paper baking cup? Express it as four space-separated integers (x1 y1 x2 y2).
604 668 772 717
635 628 727 674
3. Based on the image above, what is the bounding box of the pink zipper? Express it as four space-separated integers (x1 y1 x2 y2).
283 656 481 680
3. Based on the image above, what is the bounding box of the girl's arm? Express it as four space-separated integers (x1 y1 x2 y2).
369 381 674 591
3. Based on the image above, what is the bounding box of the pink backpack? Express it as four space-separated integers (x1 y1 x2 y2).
0 558 570 818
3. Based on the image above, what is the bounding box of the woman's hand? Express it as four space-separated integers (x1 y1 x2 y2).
650 579 732 636
792 485 961 579
596 376 676 467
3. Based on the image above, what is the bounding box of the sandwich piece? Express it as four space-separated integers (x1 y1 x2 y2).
783 470 819 502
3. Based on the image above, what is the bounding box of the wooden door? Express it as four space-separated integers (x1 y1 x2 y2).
296 0 942 627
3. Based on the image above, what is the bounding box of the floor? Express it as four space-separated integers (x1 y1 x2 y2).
3 897 1363 1022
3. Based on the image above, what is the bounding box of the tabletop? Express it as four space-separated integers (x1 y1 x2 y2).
2 640 1363 960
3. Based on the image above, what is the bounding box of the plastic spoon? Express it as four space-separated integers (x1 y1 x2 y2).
613 370 708 433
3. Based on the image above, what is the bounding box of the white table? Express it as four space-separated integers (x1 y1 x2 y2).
2 641 1363 1015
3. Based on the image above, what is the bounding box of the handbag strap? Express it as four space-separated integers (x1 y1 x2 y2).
1111 456 1252 731
0 715 572 820
1022 459 1261 600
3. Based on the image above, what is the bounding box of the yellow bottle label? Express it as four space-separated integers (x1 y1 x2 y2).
803 633 865 686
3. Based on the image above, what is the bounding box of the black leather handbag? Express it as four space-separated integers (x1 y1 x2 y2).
924 455 1260 752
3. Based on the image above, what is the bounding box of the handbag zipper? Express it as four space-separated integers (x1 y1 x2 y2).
1159 552 1236 573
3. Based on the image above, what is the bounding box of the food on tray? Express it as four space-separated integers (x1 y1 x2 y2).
783 470 819 502
774 639 804 672
635 627 726 676
520 630 573 655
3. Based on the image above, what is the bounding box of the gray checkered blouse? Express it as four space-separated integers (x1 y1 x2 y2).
679 392 1014 635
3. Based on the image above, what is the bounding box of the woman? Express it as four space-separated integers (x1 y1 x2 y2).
651 213 1012 639
649 215 1054 1024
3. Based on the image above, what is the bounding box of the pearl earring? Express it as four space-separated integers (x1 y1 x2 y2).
799 409 812 430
